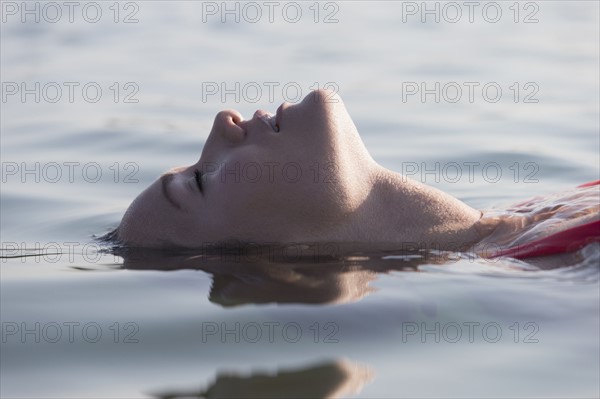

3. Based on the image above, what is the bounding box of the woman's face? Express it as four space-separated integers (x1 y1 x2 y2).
118 89 377 247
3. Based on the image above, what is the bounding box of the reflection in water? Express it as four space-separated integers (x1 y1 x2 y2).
152 359 373 399
94 240 597 307
112 244 441 306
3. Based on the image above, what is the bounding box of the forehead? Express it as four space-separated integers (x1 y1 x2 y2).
118 178 193 247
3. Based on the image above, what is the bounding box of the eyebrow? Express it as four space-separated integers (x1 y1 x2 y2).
160 173 184 211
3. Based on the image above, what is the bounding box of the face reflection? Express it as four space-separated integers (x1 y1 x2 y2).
118 89 377 247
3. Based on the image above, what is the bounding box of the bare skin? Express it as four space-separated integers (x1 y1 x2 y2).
116 89 492 249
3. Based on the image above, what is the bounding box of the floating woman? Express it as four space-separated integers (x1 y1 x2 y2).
111 89 599 261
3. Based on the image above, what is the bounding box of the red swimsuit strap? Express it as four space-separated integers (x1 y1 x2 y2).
577 180 600 188
491 180 600 259
491 219 600 259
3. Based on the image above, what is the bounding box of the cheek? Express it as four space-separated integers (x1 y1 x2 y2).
200 133 360 235
208 178 294 218
211 171 347 225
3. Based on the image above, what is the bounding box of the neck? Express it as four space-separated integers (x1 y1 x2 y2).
339 166 485 251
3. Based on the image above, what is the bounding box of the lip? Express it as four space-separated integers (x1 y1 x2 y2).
275 103 284 131
253 109 271 119
253 105 284 133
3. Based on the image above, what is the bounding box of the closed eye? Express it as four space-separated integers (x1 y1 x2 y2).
194 169 204 193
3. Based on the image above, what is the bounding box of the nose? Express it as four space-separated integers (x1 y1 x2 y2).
213 110 245 143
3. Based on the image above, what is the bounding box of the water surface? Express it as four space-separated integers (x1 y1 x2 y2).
1 1 598 397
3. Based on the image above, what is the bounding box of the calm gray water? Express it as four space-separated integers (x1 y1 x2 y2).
1 1 599 398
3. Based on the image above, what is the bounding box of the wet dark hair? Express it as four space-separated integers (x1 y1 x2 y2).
98 227 118 243
95 227 124 253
